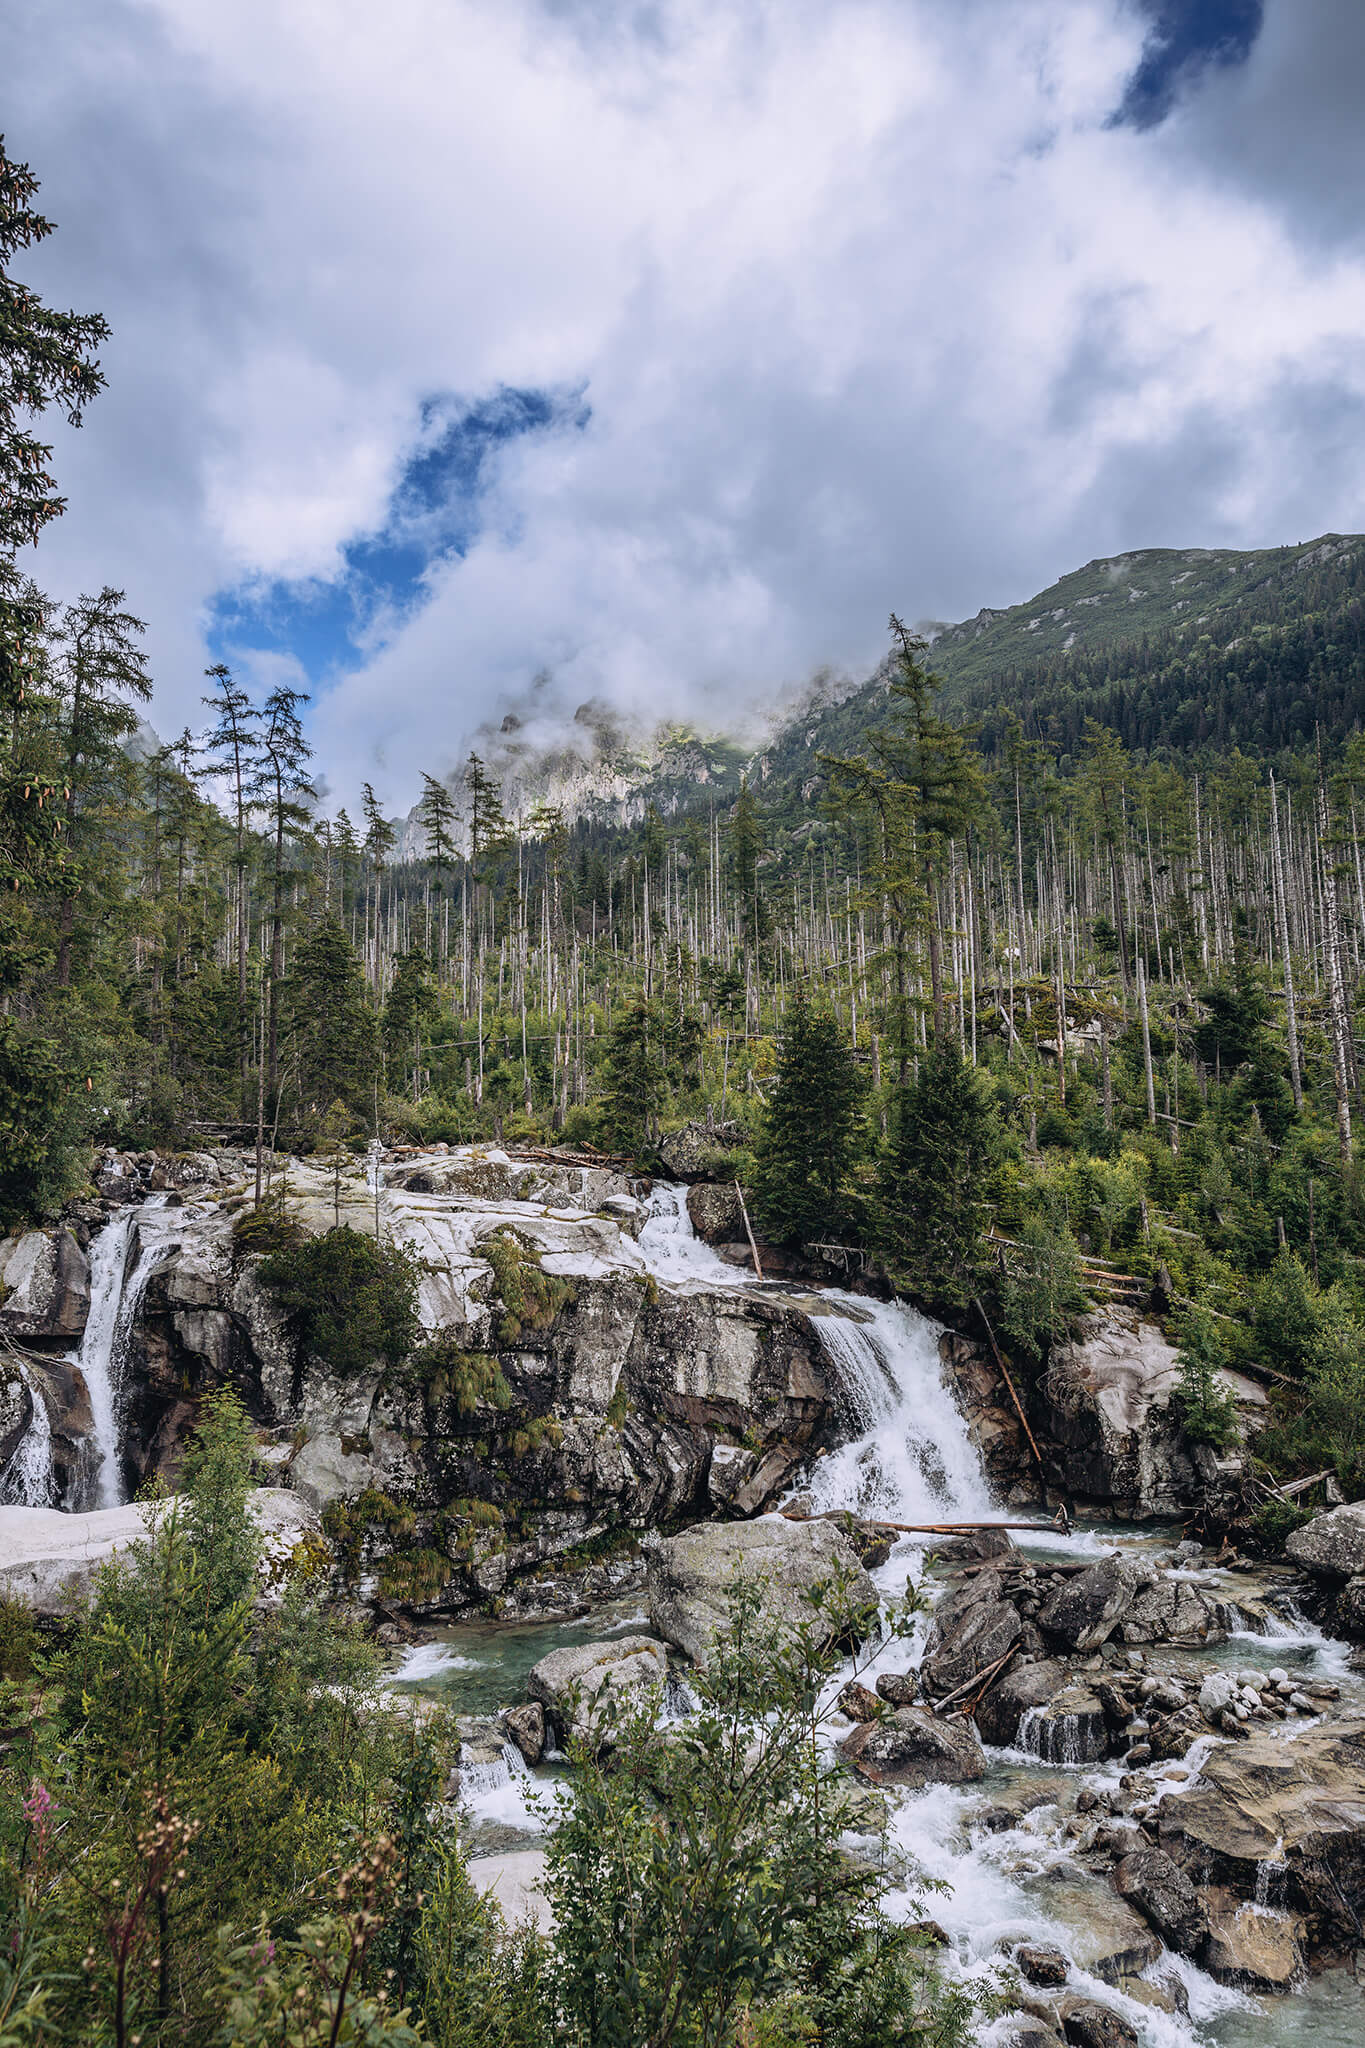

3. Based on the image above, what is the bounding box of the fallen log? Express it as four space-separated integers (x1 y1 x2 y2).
927 1637 1021 1717
780 1507 1073 1539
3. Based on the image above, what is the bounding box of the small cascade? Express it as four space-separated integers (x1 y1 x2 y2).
1015 1703 1106 1767
0 1363 56 1507
637 1183 746 1290
805 1294 993 1527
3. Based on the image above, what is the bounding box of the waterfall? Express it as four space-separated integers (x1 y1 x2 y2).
1015 1703 1106 1766
0 1363 56 1507
70 1200 178 1511
805 1294 994 1526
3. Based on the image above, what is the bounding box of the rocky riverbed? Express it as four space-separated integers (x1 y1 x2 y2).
3 1136 1365 2045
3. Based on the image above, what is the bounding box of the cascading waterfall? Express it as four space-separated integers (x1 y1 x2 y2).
69 1199 178 1511
0 1362 56 1507
805 1293 994 1527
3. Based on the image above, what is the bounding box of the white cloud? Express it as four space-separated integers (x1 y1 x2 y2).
6 0 1365 809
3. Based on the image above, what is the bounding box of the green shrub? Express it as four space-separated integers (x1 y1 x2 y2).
1173 1306 1241 1449
411 1336 512 1416
478 1228 573 1344
992 1216 1087 1363
259 1225 422 1378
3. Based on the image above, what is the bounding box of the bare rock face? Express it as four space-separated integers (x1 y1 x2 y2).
526 1635 668 1749
646 1516 878 1668
1284 1500 1365 1580
1158 1722 1365 1948
1058 1998 1138 2048
0 1228 91 1341
1041 1312 1200 1517
125 1153 838 1605
838 1706 986 1788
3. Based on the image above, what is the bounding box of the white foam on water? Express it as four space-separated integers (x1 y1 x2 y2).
74 1199 181 1510
637 1181 750 1290
390 1642 482 1682
805 1293 994 1531
462 1741 546 1837
0 1362 55 1506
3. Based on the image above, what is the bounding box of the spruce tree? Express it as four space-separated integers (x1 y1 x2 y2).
878 1036 993 1306
752 990 866 1248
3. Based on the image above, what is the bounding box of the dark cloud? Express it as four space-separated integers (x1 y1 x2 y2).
2 0 1363 806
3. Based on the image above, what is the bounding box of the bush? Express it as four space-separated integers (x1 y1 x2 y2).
992 1217 1087 1364
478 1229 573 1344
259 1226 423 1378
1172 1306 1240 1449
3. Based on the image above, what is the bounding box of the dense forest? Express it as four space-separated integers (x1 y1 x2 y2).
5 124 1365 2044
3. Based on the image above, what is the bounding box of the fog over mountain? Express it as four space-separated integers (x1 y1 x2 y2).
6 0 1365 810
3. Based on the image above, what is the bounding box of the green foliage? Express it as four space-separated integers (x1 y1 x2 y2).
479 1228 573 1345
323 1489 416 1583
992 1216 1088 1364
752 990 866 1247
878 1038 995 1307
290 918 378 1122
544 1572 972 2048
1172 1307 1241 1450
411 1336 512 1416
259 1226 423 1379
599 997 668 1156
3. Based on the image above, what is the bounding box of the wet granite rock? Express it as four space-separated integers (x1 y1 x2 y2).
921 1574 1022 1696
502 1701 546 1766
837 1680 882 1723
1201 1888 1302 1989
839 1706 986 1788
1113 1847 1207 1957
1058 1998 1138 2048
1016 1943 1069 1987
646 1516 877 1669
875 1670 919 1708
1036 1555 1147 1653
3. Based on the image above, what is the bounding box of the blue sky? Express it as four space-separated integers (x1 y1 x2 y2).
206 387 582 688
10 0 1364 808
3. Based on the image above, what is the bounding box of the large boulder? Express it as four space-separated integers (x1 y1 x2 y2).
686 1183 745 1247
1040 1313 1198 1517
0 1488 318 1616
838 1706 986 1788
920 1575 1022 1698
973 1658 1073 1748
656 1122 745 1182
1037 1555 1147 1653
1201 1889 1301 1989
0 1228 91 1341
1284 1500 1365 1579
646 1516 878 1668
526 1635 669 1749
1116 1573 1238 1647
1113 1848 1207 1957
1158 1722 1365 1946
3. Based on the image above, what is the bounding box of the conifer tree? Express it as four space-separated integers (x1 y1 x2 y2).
752 990 866 1247
878 1035 993 1306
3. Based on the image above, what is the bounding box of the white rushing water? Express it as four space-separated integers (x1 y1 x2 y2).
0 1362 56 1506
805 1292 995 1528
70 1200 180 1509
637 1181 751 1289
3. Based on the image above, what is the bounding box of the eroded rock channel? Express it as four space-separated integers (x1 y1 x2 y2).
3 1139 1364 2048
